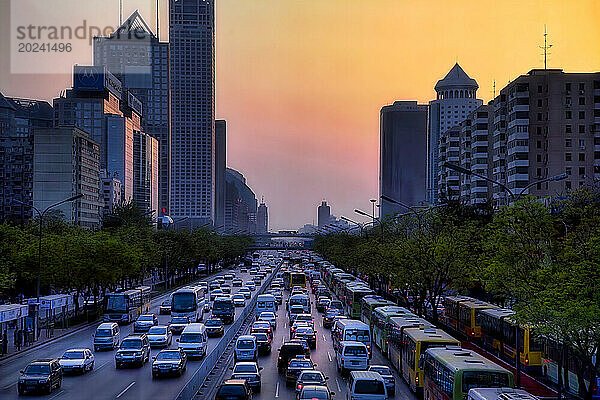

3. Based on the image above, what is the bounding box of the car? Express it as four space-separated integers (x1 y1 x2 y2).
224 273 234 280
368 365 396 395
210 289 224 301
323 309 342 328
18 359 62 395
169 316 190 335
232 294 246 307
230 362 262 392
327 300 344 313
316 297 331 313
250 321 273 339
298 385 335 400
234 335 258 362
294 314 314 328
58 349 94 374
133 314 158 332
251 332 272 354
205 317 225 337
209 281 220 291
215 379 252 400
245 281 256 291
289 305 305 322
293 326 317 349
285 357 316 386
115 334 151 368
277 340 310 372
291 321 310 336
216 277 225 285
295 370 328 394
253 276 262 285
238 287 251 299
221 284 232 294
159 298 172 314
147 325 173 348
152 349 187 378
270 290 283 304
257 311 277 329
232 278 243 287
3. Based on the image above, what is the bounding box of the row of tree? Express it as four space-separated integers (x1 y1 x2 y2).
314 190 600 399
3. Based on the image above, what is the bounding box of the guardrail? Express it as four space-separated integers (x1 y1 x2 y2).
175 265 280 400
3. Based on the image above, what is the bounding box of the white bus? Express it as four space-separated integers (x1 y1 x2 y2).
172 286 206 322
332 319 372 356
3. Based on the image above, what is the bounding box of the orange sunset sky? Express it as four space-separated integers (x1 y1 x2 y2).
1 0 599 229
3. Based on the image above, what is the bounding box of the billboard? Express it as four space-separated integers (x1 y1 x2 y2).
74 65 122 98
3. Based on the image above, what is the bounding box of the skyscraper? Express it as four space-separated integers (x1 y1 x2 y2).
257 201 268 234
224 168 257 233
379 101 428 218
215 120 226 230
169 0 215 227
428 64 482 204
133 130 159 213
317 201 331 227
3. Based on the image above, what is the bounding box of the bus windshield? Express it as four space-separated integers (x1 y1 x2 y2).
462 371 511 392
214 300 233 311
344 329 370 342
172 293 196 312
106 295 127 313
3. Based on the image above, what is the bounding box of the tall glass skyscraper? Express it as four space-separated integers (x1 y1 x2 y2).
169 0 216 226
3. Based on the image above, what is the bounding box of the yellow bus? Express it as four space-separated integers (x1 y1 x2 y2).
458 299 497 338
387 316 433 374
290 272 307 289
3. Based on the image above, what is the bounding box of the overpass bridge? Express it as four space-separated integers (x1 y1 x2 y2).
248 232 315 249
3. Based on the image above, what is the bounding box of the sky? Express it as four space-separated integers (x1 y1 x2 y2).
1 0 599 230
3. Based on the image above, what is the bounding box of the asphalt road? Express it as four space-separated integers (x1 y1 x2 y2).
0 261 277 400
216 275 419 400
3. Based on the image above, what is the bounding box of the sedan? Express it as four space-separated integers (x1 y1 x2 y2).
322 309 341 328
257 312 277 330
221 284 232 294
205 317 225 337
245 281 257 291
293 326 317 349
133 314 158 332
224 274 234 280
316 298 331 313
159 298 171 314
169 316 190 335
152 349 187 378
232 278 243 287
368 365 396 395
251 332 271 355
285 358 316 387
147 325 172 348
215 379 252 400
58 348 94 374
230 362 262 392
298 385 334 400
232 294 246 307
238 288 251 299
210 289 224 301
295 370 328 394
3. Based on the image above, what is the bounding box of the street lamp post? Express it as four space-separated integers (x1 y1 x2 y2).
12 193 83 341
340 216 364 236
354 209 384 235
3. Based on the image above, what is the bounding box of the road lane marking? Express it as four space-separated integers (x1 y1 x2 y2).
2 382 16 390
327 351 332 362
322 334 326 342
275 382 280 398
336 378 341 392
48 390 65 400
116 381 135 398
95 360 110 371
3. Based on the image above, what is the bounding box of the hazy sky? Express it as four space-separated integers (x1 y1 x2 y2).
1 0 599 230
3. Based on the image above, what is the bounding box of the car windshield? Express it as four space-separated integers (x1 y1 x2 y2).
138 315 153 321
370 366 391 375
233 295 244 300
106 294 127 313
180 334 204 343
217 385 245 396
156 351 181 361
296 327 314 335
290 360 312 368
462 371 511 391
237 339 255 349
252 333 268 341
291 306 304 313
96 328 112 337
300 389 328 399
355 380 386 394
330 301 343 309
344 346 367 356
162 299 171 306
24 365 50 375
301 372 323 381
121 339 142 349
234 364 257 373
148 327 166 335
171 317 189 324
344 329 370 342
62 351 84 359
206 319 222 327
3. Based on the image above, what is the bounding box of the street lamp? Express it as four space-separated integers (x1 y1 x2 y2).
370 199 377 224
12 193 83 340
354 209 384 235
341 216 364 236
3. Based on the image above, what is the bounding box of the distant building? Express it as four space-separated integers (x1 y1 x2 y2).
0 93 53 224
224 168 258 233
215 120 226 230
379 101 428 218
257 201 268 233
33 127 102 228
428 64 482 204
133 131 159 213
317 201 331 227
100 170 122 216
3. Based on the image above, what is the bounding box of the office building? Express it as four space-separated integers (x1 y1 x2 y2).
133 131 159 213
93 11 170 215
224 168 257 233
428 64 482 204
317 201 331 227
215 120 226 230
257 200 268 233
0 93 53 223
379 101 429 218
33 127 102 228
169 0 216 226
100 170 122 215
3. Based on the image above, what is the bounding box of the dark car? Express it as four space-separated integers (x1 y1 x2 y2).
230 362 262 392
316 297 331 313
293 326 317 349
159 298 172 314
152 349 187 378
215 379 252 400
250 321 273 339
205 317 225 337
298 385 335 400
368 365 396 395
328 300 344 312
115 334 151 368
285 357 316 387
169 316 190 335
251 332 272 355
322 309 341 328
18 359 62 395
277 341 308 372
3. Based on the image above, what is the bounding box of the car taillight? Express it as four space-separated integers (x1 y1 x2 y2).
278 356 282 360
297 384 303 390
415 375 419 385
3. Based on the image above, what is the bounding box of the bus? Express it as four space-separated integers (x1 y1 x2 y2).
213 296 235 324
422 346 514 400
372 305 412 353
172 286 206 322
344 285 375 319
323 267 344 287
442 295 473 330
331 319 372 356
104 286 151 324
458 300 497 338
476 308 515 355
332 273 357 297
388 316 433 376
290 272 307 289
360 296 395 329
401 327 461 393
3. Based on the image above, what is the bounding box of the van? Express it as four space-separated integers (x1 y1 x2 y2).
336 341 369 375
178 323 208 358
256 294 277 319
234 335 258 362
332 319 371 357
347 371 388 400
288 294 310 313
93 322 120 351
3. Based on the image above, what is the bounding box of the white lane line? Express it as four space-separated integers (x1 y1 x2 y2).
336 378 341 392
2 382 16 390
275 382 280 398
95 360 110 371
322 334 326 342
48 390 65 400
327 351 332 362
116 381 136 398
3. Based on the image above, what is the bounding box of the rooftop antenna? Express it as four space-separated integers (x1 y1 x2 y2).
156 0 159 40
539 24 552 70
492 79 496 99
119 0 123 26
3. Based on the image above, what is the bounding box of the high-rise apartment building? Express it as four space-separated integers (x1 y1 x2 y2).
428 64 482 204
257 201 268 234
100 170 121 216
379 101 429 218
33 127 102 228
93 11 170 215
169 0 215 226
317 201 331 227
215 120 226 230
133 131 159 213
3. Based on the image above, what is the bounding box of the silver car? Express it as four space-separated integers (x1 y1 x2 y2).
133 314 158 332
59 348 95 374
147 325 173 348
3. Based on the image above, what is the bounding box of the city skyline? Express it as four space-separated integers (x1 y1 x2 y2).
1 0 599 229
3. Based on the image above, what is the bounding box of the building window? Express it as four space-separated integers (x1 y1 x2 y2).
566 125 572 134
566 181 571 190
566 111 572 119
579 125 586 134
565 139 572 147
566 153 572 161
579 111 585 119
579 97 586 106
579 153 585 162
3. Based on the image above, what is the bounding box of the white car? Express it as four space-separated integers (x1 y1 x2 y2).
239 288 251 299
147 325 173 348
210 289 224 301
232 294 246 307
258 312 277 330
245 281 257 291
58 348 94 374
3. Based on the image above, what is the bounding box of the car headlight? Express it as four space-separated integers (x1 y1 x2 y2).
115 353 122 358
135 352 143 358
39 378 48 383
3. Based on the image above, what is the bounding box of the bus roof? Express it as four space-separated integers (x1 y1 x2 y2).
388 315 433 329
335 319 370 329
403 327 460 344
362 297 394 306
426 346 512 373
373 305 411 316
468 388 539 400
478 307 515 320
459 300 498 311
444 295 473 304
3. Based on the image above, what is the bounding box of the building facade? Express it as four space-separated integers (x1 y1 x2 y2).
169 0 216 226
133 130 159 213
317 201 331 227
215 119 226 230
428 64 482 204
93 11 170 215
100 170 122 216
224 168 257 233
257 201 268 233
33 127 102 228
379 101 429 218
